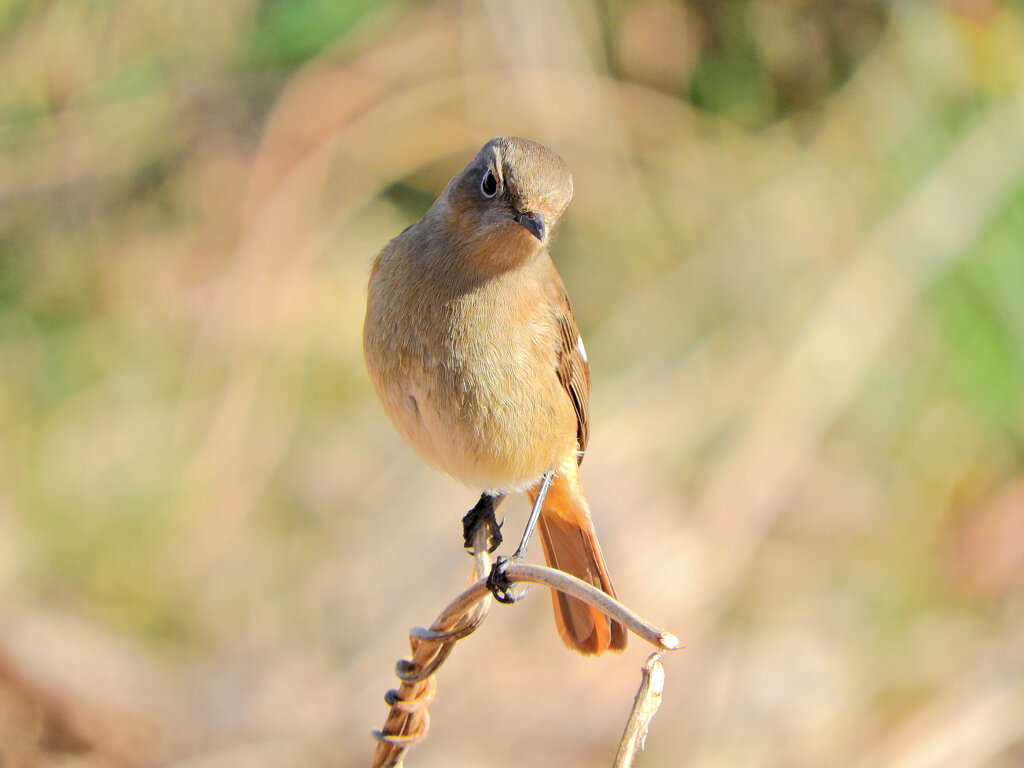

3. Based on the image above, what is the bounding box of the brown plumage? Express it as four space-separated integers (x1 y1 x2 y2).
363 136 626 655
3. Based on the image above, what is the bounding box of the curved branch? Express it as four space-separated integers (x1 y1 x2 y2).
436 564 679 651
370 538 677 768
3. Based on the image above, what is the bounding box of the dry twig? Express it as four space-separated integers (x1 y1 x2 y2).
614 652 667 768
370 525 678 768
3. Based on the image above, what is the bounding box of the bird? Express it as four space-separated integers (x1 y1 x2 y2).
363 136 626 655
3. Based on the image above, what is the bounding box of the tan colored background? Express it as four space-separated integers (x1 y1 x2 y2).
3 1 1024 765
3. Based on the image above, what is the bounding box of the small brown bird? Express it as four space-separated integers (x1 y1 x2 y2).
363 136 626 655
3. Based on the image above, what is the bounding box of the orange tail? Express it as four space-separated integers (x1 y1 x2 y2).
527 464 627 655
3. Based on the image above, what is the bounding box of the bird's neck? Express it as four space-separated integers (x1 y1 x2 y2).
417 208 544 290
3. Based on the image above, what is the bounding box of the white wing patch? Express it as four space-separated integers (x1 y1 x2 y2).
576 335 588 364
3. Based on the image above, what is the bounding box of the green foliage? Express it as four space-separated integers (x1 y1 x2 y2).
885 95 991 194
688 3 776 127
690 38 775 128
686 0 887 128
250 0 380 69
928 181 1024 430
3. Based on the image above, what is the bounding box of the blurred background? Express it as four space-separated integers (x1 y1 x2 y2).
3 0 1024 765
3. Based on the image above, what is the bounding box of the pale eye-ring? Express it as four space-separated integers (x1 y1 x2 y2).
480 169 498 197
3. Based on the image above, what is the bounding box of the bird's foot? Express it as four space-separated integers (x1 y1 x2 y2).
486 556 526 604
462 494 503 554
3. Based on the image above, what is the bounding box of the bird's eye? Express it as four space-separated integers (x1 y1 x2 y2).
480 169 498 197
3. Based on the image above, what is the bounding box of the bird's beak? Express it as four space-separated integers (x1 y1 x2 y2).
514 210 547 243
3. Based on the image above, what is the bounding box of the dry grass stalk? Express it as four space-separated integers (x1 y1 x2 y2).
613 652 667 768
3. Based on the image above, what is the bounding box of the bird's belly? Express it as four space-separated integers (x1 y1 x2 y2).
379 361 575 494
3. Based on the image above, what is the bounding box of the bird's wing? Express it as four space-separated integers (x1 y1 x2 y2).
552 286 592 459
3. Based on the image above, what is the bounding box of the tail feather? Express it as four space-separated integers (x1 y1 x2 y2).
529 469 627 655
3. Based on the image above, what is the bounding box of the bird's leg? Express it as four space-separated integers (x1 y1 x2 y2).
462 493 505 554
487 471 554 604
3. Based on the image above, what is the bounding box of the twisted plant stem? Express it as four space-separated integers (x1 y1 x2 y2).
370 530 677 768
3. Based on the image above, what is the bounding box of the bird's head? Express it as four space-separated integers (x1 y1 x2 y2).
435 136 574 273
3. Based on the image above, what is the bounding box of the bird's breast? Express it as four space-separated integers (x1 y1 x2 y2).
365 267 577 492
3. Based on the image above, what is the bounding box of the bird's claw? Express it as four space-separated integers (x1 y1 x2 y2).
462 496 503 554
486 556 525 604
